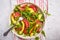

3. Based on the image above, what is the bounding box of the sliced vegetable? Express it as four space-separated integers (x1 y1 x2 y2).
19 21 25 34
23 19 30 28
23 28 27 34
26 6 34 13
19 4 27 11
13 12 20 18
11 15 16 24
15 27 22 31
21 4 27 7
38 14 42 20
35 19 42 25
29 4 37 12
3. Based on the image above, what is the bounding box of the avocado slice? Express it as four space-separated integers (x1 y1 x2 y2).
19 21 25 34
11 16 16 24
38 14 42 20
26 7 34 13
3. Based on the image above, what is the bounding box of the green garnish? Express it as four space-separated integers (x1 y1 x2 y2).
41 30 46 37
35 37 39 40
43 10 51 16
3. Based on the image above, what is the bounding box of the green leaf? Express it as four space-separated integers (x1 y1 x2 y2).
41 30 46 37
47 13 51 16
35 37 39 40
43 10 51 16
43 10 46 13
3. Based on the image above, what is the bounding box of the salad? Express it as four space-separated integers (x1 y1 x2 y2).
10 3 45 37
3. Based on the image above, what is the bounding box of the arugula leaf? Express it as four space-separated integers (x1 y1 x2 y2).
27 24 33 33
41 30 46 37
40 15 45 22
47 13 51 16
43 10 51 16
14 5 21 12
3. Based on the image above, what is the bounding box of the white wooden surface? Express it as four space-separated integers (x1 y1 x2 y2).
0 0 60 40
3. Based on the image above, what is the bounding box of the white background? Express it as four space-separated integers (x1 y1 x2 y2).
0 0 60 40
